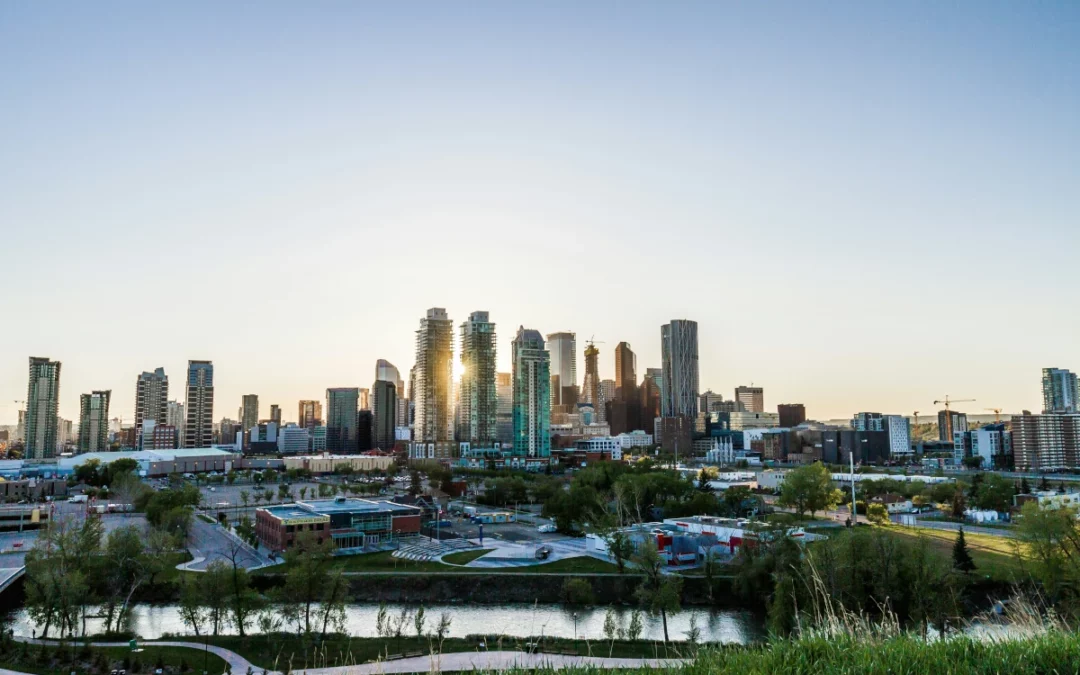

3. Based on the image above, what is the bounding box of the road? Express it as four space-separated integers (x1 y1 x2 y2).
185 515 272 571
897 517 1018 538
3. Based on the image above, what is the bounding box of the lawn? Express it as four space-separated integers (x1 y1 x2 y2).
442 548 494 565
0 643 229 675
261 550 620 575
194 634 694 670
888 526 1027 582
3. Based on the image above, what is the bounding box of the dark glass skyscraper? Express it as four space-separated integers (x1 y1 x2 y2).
326 387 360 452
372 380 397 451
25 357 61 459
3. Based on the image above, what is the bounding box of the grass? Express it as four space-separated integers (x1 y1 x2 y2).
187 633 694 670
0 642 229 675
442 548 494 565
888 526 1027 582
260 551 620 575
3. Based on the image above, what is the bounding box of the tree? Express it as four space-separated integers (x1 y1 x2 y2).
100 525 154 633
603 530 635 574
408 469 423 496
950 490 967 519
973 473 1015 513
1020 477 1031 495
1015 502 1080 607
952 527 975 573
278 533 335 636
961 455 984 469
178 575 208 637
414 606 426 637
561 578 595 605
223 542 262 636
239 490 250 509
632 540 682 643
777 463 842 518
866 503 890 525
200 561 233 636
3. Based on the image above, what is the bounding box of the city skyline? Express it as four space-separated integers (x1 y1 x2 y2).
2 2 1078 424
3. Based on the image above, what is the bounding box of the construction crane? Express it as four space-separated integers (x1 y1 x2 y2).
933 395 975 439
985 408 1003 423
585 335 606 347
913 411 920 427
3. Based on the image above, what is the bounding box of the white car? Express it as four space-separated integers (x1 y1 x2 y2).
537 524 557 533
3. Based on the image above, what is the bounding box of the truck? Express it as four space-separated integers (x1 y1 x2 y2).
463 505 479 517
93 504 107 514
67 495 88 504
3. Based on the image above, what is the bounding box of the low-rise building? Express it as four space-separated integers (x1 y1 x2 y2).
615 430 653 449
277 424 310 455
282 454 395 474
728 411 780 431
255 496 423 554
757 469 788 492
57 448 239 477
872 493 914 514
1014 491 1080 511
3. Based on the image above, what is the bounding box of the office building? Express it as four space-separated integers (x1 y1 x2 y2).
512 327 551 458
56 418 73 453
269 404 282 427
496 372 513 445
1012 413 1080 472
414 308 454 443
78 390 111 453
241 394 259 448
298 400 322 431
376 359 408 428
640 369 662 429
547 332 577 407
356 410 374 451
734 386 764 414
581 343 602 421
217 418 240 447
311 425 327 452
655 416 693 455
372 380 397 451
884 415 912 457
134 368 168 443
728 411 781 431
955 423 1012 469
777 404 806 428
458 311 498 445
277 424 310 455
660 320 699 419
183 360 214 448
1043 368 1079 414
357 388 370 412
700 390 725 414
615 342 637 402
25 357 62 460
145 422 178 451
255 498 423 554
852 412 885 431
938 410 968 442
326 388 359 453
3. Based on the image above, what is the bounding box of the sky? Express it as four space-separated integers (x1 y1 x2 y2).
1 1 1078 426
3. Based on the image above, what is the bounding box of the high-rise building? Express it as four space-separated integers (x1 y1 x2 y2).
853 412 910 457
356 410 374 451
312 425 327 452
358 388 370 412
134 368 168 443
269 404 282 427
1012 412 1080 471
376 359 409 429
496 372 513 445
183 360 214 448
25 357 61 460
407 365 417 427
414 308 454 443
512 327 551 458
241 394 259 447
699 390 725 414
217 418 240 446
777 404 806 428
640 371 662 430
78 390 111 453
582 343 602 420
458 311 498 445
660 320 699 419
1043 368 1079 414
16 409 26 443
372 380 397 451
938 410 968 442
277 424 310 455
298 400 323 431
56 417 73 452
546 332 577 407
614 342 637 401
734 386 764 414
326 388 359 452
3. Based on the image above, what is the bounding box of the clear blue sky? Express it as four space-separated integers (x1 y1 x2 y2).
1 1 1078 425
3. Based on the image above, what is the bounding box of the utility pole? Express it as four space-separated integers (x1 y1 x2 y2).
850 450 857 524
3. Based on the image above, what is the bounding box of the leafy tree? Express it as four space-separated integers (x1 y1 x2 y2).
1020 476 1031 495
178 574 208 637
777 463 842 518
961 455 984 469
408 469 423 496
414 606 426 637
239 490 250 509
604 530 635 574
1015 502 1080 608
973 473 1015 513
866 503 890 525
632 540 683 643
952 527 975 573
950 490 967 519
277 533 336 636
200 561 233 636
561 578 595 605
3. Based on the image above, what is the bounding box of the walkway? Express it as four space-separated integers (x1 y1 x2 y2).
8 639 687 675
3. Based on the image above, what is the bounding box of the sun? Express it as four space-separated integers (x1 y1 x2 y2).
452 356 466 383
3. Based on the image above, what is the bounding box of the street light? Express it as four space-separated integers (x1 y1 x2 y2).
572 612 578 641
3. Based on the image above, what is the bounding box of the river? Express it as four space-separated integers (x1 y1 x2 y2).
11 603 767 644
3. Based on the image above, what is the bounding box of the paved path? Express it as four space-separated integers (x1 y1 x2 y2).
8 639 687 675
291 650 688 674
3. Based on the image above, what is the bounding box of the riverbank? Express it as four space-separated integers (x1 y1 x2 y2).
0 640 229 675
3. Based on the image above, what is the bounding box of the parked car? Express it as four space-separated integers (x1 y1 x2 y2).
537 523 557 533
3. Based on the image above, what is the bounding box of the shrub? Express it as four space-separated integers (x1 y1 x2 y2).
561 577 595 605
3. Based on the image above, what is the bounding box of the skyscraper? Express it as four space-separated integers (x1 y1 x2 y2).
735 386 764 414
241 394 259 447
183 360 214 448
134 368 168 443
298 400 322 430
78 390 111 453
660 320 699 419
269 404 282 426
459 311 498 445
512 327 551 458
546 332 577 407
358 388 370 411
582 343 602 420
777 403 807 428
1043 368 1079 414
166 400 185 445
372 380 397 451
496 372 513 445
939 410 969 442
640 370 662 430
25 357 61 460
356 409 374 451
614 342 637 401
414 307 454 443
375 359 408 428
326 387 359 452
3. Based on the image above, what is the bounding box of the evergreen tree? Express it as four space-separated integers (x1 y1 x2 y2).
1020 477 1031 495
953 527 976 573
1038 474 1049 491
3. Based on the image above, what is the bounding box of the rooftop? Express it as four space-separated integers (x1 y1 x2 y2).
262 497 423 517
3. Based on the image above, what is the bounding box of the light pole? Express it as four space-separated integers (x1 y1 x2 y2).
572 612 578 641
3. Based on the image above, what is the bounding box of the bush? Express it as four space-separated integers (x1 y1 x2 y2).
561 577 595 605
866 503 890 525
